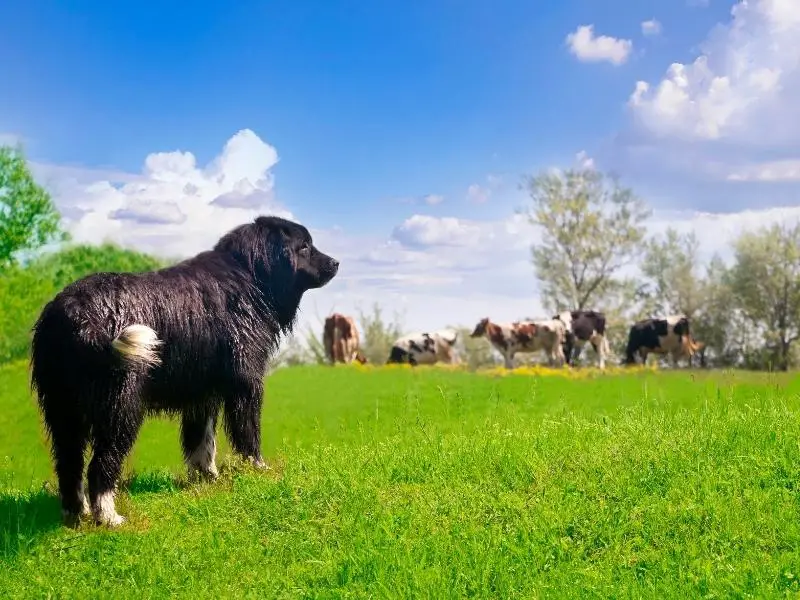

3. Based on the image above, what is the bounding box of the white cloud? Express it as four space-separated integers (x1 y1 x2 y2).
566 25 633 66
628 0 800 143
423 193 444 205
575 150 595 169
641 19 662 36
466 183 490 204
726 159 800 181
465 174 504 204
48 129 291 258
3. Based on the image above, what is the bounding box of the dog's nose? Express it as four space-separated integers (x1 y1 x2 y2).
331 258 340 271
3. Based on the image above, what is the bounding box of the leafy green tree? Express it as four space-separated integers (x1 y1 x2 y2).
0 144 67 268
356 303 405 365
728 223 800 371
640 228 706 319
0 243 167 363
451 324 499 370
520 167 651 312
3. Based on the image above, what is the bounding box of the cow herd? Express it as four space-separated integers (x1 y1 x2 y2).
322 309 706 370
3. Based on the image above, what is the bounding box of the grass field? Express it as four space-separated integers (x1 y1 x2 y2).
1 360 799 598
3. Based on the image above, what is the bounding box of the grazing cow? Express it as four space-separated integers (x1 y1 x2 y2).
554 310 609 369
323 313 367 365
386 329 460 366
30 215 339 527
470 317 566 369
624 314 698 366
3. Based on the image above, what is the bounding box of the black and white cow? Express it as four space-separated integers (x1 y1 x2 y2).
554 310 609 369
386 329 460 366
624 314 699 366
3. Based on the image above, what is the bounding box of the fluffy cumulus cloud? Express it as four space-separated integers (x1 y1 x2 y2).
45 129 291 258
604 0 800 214
629 0 800 146
566 25 633 65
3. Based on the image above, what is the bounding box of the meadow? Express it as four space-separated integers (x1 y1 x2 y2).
1 360 799 599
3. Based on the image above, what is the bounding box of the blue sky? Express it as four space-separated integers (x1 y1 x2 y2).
2 0 800 337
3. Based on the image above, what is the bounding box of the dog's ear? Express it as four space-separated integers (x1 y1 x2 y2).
264 228 297 289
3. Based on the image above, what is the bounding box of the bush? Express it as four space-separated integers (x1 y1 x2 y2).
0 243 168 364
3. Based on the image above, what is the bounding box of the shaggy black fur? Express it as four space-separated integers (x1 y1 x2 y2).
30 215 338 526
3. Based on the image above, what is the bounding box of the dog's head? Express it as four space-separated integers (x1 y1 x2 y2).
215 215 339 303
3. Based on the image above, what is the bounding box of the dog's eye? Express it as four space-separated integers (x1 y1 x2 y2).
299 243 311 255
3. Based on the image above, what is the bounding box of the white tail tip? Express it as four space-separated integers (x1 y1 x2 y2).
111 324 162 367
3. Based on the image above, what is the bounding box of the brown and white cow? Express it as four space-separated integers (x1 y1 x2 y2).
323 313 367 365
624 314 701 367
554 309 609 369
386 329 460 366
470 317 566 369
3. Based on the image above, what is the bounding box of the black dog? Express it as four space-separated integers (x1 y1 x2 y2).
30 216 338 527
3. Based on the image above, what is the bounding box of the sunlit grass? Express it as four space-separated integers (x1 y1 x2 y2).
0 360 798 598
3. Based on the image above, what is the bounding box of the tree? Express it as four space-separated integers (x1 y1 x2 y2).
0 144 66 268
693 255 752 367
640 228 706 318
356 302 405 364
728 223 800 371
520 167 651 312
0 242 168 364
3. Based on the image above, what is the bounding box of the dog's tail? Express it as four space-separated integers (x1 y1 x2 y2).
111 324 163 368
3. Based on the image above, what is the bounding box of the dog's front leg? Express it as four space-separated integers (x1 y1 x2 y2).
223 378 267 469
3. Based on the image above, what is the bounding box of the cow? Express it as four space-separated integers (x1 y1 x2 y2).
624 314 700 367
323 313 367 365
470 317 566 369
553 310 609 369
386 329 460 366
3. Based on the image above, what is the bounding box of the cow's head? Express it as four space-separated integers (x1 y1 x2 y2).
471 318 490 338
354 351 368 364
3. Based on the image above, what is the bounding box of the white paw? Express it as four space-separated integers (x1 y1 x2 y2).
249 456 271 471
104 513 126 527
93 491 126 527
188 462 219 481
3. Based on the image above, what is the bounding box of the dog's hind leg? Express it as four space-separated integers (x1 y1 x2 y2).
222 378 267 469
182 406 220 481
86 378 145 527
46 401 90 527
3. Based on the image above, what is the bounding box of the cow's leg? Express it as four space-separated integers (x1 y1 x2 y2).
591 335 607 369
503 351 514 369
553 345 565 368
572 340 584 364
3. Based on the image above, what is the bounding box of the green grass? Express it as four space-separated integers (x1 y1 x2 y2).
1 361 799 598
